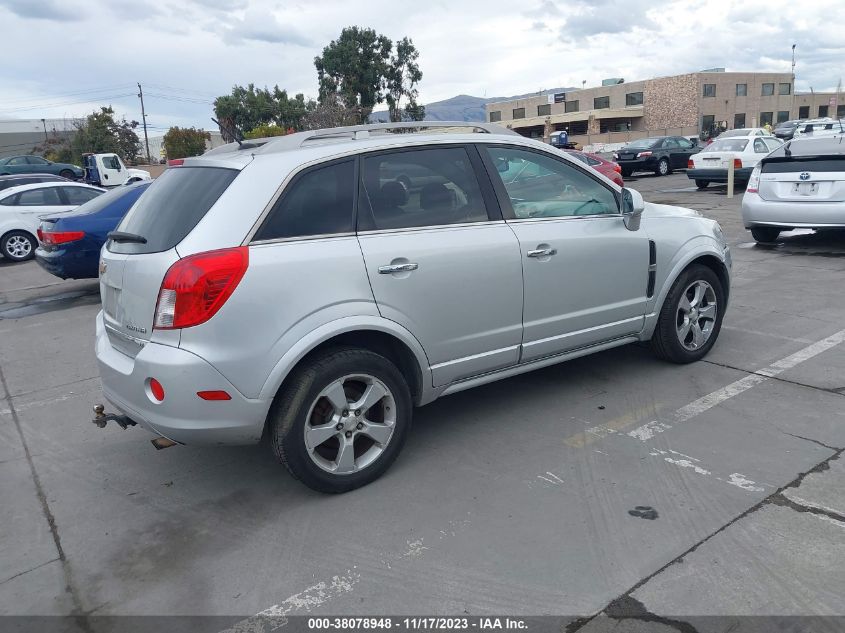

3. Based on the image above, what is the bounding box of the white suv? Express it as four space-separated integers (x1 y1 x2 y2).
94 122 731 492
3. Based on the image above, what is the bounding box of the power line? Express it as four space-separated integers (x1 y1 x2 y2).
0 93 137 114
0 84 136 107
143 92 215 105
145 83 219 98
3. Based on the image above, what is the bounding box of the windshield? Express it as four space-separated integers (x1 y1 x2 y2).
703 139 749 152
109 166 237 254
718 129 753 138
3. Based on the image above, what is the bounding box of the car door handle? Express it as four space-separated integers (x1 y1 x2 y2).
378 263 419 274
527 248 557 258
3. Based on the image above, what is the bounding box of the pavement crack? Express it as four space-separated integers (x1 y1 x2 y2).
604 596 700 633
701 358 845 397
0 362 92 630
0 557 60 586
780 431 842 452
565 447 844 632
767 492 845 523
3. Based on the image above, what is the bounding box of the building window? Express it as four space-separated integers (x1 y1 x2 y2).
761 83 774 96
625 91 643 106
798 105 809 118
537 104 551 116
702 115 715 131
489 110 501 122
568 120 588 135
838 105 845 118
593 96 610 109
760 112 773 126
736 83 747 97
553 93 566 104
565 100 579 113
513 107 525 119
703 84 716 97
776 111 790 123
778 83 791 95
819 105 829 117
734 113 746 129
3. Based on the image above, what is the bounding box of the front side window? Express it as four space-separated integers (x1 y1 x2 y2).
8 157 28 166
594 96 610 109
102 155 121 170
16 187 62 206
360 147 489 231
484 146 618 220
663 138 679 148
62 187 102 205
703 84 716 97
677 137 694 149
255 160 354 241
762 83 774 96
736 83 747 96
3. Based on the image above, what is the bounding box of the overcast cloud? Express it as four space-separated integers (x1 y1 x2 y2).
0 0 843 132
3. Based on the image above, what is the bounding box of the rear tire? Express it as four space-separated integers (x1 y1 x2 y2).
655 158 670 176
270 348 412 493
695 179 710 189
621 167 633 178
59 169 75 179
751 227 780 243
651 264 725 364
1 230 36 262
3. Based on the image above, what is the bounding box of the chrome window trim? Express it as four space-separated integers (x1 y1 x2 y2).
250 232 357 246
356 219 506 237
505 213 624 224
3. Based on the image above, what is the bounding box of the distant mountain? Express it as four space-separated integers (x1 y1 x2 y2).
369 87 578 123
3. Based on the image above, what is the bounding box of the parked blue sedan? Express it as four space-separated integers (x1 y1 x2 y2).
35 181 151 279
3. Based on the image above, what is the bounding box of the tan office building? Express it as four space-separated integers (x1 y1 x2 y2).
485 70 842 147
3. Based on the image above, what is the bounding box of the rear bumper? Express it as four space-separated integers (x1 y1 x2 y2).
617 157 658 172
34 247 99 279
741 194 845 228
688 168 753 182
95 312 269 445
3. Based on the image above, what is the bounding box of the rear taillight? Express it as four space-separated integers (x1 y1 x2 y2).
153 247 249 330
613 163 622 173
687 159 694 169
733 158 743 169
636 151 652 158
40 230 85 245
167 159 185 167
746 166 761 193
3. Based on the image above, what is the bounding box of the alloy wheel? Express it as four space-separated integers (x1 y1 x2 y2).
5 235 32 260
675 280 718 351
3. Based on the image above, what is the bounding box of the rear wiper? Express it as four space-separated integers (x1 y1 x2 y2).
107 231 147 244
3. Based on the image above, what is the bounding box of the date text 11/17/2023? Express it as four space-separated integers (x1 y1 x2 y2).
307 618 528 630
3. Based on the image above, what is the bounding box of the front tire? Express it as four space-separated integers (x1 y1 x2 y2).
270 348 412 493
651 264 725 364
655 158 670 176
751 227 780 243
695 179 710 189
1 230 36 262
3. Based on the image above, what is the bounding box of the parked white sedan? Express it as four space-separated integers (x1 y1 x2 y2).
687 136 783 189
0 182 104 261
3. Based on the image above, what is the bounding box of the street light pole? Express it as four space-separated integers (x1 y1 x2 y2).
137 83 152 164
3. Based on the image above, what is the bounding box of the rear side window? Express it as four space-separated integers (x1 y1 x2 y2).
16 187 62 206
254 159 354 241
109 167 237 254
359 147 489 231
62 187 101 205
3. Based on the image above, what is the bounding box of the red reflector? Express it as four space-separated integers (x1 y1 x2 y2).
41 230 85 246
153 246 249 330
687 159 694 169
37 228 44 241
167 158 185 167
197 390 232 401
734 158 743 169
149 378 165 402
613 163 622 173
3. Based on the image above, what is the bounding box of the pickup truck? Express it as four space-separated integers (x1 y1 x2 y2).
82 153 151 188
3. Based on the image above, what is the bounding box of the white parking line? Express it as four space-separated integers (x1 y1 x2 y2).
628 327 845 442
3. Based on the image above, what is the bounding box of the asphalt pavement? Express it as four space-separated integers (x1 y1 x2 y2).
1 172 844 631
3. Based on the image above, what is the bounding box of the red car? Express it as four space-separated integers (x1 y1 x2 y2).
564 149 624 186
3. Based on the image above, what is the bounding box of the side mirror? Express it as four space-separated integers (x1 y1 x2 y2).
621 187 645 231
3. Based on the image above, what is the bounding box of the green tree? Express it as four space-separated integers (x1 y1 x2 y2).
244 124 290 139
213 84 312 141
314 27 394 123
163 126 211 159
67 107 141 163
386 37 424 122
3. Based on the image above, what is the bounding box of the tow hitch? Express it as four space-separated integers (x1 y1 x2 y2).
92 404 136 430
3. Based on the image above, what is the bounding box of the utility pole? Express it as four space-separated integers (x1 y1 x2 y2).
137 82 151 164
40 118 48 142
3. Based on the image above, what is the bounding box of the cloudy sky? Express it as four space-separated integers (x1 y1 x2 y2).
1 0 843 133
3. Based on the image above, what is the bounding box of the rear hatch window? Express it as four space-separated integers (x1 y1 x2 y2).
108 167 237 254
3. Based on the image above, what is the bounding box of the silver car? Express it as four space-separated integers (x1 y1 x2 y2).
742 136 845 243
94 122 731 493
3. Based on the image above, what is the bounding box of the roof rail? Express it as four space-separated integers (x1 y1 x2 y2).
204 121 518 156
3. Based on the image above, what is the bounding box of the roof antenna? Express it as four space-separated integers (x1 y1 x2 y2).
212 118 244 148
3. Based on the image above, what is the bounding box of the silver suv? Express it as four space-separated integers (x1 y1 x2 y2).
95 122 731 492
